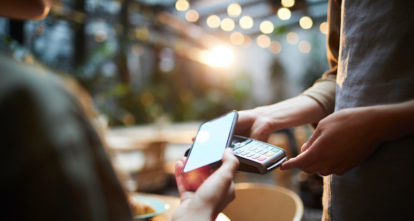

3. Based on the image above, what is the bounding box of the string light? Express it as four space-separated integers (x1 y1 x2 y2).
320 21 328 35
230 32 245 45
286 32 299 44
206 15 221 28
281 0 295 8
299 16 313 29
256 35 271 48
299 40 311 53
175 0 189 11
239 16 254 29
221 18 235 31
227 3 242 17
260 20 274 34
185 10 199 22
277 8 291 20
243 35 252 47
270 41 282 54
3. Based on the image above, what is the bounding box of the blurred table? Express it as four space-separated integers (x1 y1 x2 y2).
105 122 200 151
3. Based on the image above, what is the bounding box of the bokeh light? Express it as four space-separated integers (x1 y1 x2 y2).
230 32 245 45
260 20 274 34
286 32 299 44
227 3 242 17
256 35 271 48
185 10 199 22
299 16 313 29
281 0 295 8
200 45 235 68
277 7 291 20
221 18 235 31
320 21 328 35
269 41 282 54
299 40 311 53
243 35 252 47
239 16 254 29
175 0 189 11
206 15 221 28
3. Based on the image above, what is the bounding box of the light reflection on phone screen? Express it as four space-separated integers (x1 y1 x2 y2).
183 112 236 172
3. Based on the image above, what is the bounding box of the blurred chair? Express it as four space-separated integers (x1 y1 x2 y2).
223 183 303 221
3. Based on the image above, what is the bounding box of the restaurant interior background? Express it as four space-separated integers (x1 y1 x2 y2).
1 0 330 220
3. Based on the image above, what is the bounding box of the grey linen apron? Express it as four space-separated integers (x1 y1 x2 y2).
322 1 414 220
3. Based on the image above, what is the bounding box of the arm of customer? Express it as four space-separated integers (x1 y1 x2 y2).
281 99 414 175
173 148 239 221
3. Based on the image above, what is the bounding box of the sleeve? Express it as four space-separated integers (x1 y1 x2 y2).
302 0 341 115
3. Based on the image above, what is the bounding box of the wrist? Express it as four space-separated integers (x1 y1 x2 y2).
366 100 414 142
173 199 215 221
253 96 327 130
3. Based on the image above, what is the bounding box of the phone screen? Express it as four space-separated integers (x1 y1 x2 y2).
183 111 237 173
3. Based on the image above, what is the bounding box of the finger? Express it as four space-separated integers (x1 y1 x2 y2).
220 148 240 174
318 169 332 176
197 149 238 194
300 142 308 152
301 129 321 153
174 159 187 196
280 144 319 170
302 163 321 174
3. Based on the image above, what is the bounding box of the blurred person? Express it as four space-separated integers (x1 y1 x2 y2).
0 1 238 221
236 0 414 220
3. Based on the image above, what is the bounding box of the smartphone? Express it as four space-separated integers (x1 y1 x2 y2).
181 111 238 191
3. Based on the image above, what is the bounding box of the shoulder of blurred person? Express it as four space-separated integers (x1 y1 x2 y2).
0 51 132 221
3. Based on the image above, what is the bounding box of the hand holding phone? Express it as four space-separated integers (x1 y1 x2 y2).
174 148 239 220
181 111 238 191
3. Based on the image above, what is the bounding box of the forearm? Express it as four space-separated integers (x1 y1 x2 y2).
253 95 328 130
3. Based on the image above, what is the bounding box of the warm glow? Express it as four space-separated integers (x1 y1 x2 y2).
206 15 221 28
281 0 295 8
227 3 242 17
221 18 235 32
175 0 189 11
256 35 271 48
200 46 235 68
277 7 291 20
243 35 252 47
239 16 254 29
320 21 328 35
260 20 274 34
299 16 313 29
286 32 299 44
270 41 282 54
185 10 199 22
299 40 311 53
230 32 245 45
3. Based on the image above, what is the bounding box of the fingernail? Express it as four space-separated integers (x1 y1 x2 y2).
280 161 290 170
176 160 183 167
